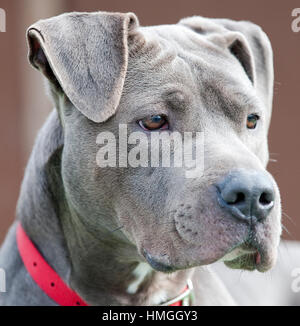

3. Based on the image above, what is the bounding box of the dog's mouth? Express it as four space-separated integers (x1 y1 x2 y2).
142 241 270 273
142 249 176 273
221 243 265 271
141 223 277 273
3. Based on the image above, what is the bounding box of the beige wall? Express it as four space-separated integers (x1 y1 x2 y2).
0 0 69 242
0 0 22 243
0 0 299 243
20 0 68 159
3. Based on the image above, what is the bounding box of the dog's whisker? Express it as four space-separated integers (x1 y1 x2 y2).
269 153 279 163
110 225 124 233
282 211 296 225
281 224 293 238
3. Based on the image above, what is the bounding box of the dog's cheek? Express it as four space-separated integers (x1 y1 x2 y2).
254 134 269 168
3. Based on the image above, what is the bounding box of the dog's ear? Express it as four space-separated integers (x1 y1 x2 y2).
222 32 255 84
179 17 274 116
27 12 139 123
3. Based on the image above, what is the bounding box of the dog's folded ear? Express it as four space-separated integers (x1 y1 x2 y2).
221 32 255 84
179 17 274 116
27 11 139 123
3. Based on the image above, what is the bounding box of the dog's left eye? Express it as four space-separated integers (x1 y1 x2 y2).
247 114 260 129
138 115 169 131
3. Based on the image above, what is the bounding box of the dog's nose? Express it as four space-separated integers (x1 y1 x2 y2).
217 170 275 223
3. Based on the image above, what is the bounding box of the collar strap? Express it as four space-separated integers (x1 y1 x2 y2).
16 222 88 306
16 222 192 306
160 279 194 306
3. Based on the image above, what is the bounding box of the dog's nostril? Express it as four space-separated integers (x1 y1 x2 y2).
258 192 273 206
230 192 245 205
220 188 246 205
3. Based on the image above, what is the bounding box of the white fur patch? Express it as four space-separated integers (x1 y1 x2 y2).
150 289 168 305
127 262 153 294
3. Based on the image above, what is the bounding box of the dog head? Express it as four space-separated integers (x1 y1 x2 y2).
27 12 281 273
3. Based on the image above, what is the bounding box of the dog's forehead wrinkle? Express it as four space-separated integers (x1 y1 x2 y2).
200 76 260 120
124 51 196 110
143 24 225 53
125 52 191 90
137 24 225 71
163 89 192 111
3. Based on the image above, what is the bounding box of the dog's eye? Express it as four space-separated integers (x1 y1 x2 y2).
247 114 260 129
138 115 169 131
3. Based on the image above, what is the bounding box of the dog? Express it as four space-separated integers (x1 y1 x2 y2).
0 10 298 306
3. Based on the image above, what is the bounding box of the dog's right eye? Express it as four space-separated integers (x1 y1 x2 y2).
247 114 260 129
138 115 169 131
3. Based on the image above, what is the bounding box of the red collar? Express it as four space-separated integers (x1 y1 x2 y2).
16 222 192 306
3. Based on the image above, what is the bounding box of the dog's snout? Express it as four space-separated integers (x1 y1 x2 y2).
216 170 275 223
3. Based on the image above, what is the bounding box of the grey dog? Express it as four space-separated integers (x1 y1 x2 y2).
0 11 299 306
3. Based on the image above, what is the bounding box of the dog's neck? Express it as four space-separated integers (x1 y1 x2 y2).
17 110 193 305
57 202 193 305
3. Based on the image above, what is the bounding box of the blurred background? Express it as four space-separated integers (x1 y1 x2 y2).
0 0 299 243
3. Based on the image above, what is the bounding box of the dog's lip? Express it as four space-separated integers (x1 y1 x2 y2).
243 241 271 272
142 249 175 273
253 248 270 272
222 242 269 272
142 241 270 273
220 245 257 262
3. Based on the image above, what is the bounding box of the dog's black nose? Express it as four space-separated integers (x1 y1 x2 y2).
217 169 275 223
